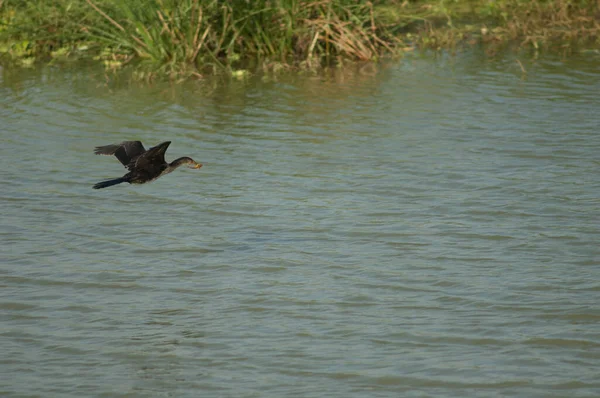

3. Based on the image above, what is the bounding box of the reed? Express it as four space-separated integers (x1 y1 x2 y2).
403 0 600 52
1 0 599 79
485 0 600 48
82 0 399 76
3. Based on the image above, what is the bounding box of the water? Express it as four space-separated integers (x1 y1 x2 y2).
1 51 599 397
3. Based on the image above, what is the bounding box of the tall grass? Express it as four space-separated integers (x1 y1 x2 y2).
81 0 399 77
408 0 600 51
0 0 110 57
0 0 402 77
2 0 599 79
483 0 600 48
85 0 216 77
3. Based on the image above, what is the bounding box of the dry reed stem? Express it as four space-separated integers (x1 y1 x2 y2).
85 0 125 32
157 10 174 40
85 0 149 51
192 27 210 62
191 1 203 50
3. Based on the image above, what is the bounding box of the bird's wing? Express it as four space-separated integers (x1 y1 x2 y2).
118 141 146 168
95 141 146 168
132 141 171 170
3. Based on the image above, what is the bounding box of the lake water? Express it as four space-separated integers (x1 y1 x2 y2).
1 51 599 397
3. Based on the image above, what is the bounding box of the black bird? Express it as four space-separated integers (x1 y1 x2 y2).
93 141 202 189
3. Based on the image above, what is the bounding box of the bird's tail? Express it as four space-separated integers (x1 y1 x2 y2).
93 177 127 189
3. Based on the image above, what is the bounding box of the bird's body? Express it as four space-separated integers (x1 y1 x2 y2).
93 141 201 189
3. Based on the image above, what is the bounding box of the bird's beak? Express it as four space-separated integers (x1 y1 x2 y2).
194 163 202 169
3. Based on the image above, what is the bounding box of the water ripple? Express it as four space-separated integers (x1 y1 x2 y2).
1 54 600 397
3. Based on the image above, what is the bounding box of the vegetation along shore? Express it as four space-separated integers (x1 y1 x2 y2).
1 0 599 80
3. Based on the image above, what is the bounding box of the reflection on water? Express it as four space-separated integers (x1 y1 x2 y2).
1 52 600 397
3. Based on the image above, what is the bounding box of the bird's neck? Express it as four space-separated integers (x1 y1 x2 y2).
168 157 190 169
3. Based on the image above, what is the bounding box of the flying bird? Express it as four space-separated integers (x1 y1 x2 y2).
93 140 202 189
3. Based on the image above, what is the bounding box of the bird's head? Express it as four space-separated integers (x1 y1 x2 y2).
170 157 203 169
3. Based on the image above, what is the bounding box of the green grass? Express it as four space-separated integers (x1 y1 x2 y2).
402 0 600 52
1 0 599 80
0 0 401 78
83 0 400 77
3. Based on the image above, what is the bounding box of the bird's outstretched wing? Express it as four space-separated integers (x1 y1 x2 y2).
133 141 171 170
94 141 146 168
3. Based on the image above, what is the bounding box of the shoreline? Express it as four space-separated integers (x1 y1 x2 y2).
1 0 598 80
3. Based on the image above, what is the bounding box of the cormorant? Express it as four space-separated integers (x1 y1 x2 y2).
93 140 202 189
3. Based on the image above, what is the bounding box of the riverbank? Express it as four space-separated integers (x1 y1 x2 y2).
1 0 599 80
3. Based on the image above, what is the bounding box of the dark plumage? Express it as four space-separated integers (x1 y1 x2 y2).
93 141 202 189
